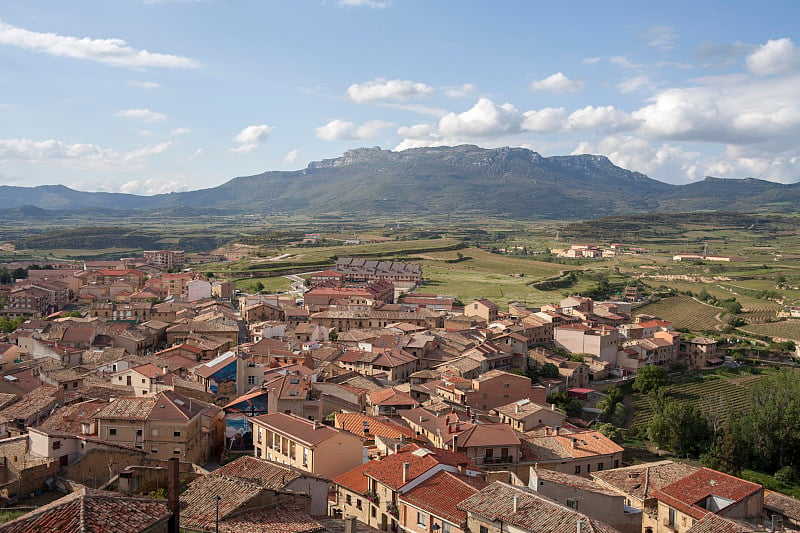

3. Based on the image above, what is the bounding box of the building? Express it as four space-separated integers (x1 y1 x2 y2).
494 398 568 433
335 258 422 285
398 469 486 533
143 250 185 270
554 324 622 364
250 412 364 479
93 390 224 464
464 299 499 324
435 370 547 412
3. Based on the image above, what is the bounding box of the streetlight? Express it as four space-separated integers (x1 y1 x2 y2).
214 495 221 533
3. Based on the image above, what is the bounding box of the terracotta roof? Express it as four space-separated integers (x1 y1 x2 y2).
130 363 164 379
0 386 59 422
523 430 623 460
250 412 350 447
334 444 472 493
651 467 762 520
686 513 755 533
218 505 325 533
454 423 520 448
764 489 800 521
35 399 105 435
335 412 414 440
591 460 698 502
213 455 305 488
0 487 170 533
94 391 206 422
368 387 417 406
457 481 620 533
533 468 620 497
399 470 487 526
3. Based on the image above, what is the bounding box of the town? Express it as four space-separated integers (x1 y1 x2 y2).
0 244 796 533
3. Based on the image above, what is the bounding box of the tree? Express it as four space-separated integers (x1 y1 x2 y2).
632 365 669 394
253 281 265 293
547 391 582 418
648 401 712 458
539 362 561 379
595 423 622 443
328 329 338 342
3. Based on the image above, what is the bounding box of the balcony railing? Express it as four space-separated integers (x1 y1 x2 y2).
482 456 514 465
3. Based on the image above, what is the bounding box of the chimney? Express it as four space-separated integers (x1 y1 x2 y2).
394 442 400 454
571 438 577 449
544 426 551 436
167 457 180 533
515 403 520 414
402 462 410 484
313 420 319 430
551 403 555 410
452 434 458 451
577 519 583 533
344 515 356 533
513 495 519 513
162 365 168 375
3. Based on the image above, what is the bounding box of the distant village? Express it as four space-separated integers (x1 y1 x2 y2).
0 250 794 533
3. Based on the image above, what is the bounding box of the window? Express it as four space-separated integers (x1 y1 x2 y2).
586 464 591 473
52 441 61 450
346 494 351 505
503 383 510 388
441 523 452 533
668 508 676 528
173 450 181 455
118 376 122 381
371 506 376 517
480 526 489 533
152 428 159 437
503 394 509 399
109 428 117 436
417 511 427 527
574 465 581 474
597 462 603 471
566 499 578 510
614 460 619 468
142 378 146 384
151 449 158 454
356 499 362 510
174 431 181 437
136 429 142 436
248 375 255 385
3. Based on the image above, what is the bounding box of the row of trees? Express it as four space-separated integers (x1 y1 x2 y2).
644 371 800 482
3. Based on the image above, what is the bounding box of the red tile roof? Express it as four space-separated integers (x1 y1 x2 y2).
335 412 415 440
399 470 487 526
652 467 762 520
0 487 170 533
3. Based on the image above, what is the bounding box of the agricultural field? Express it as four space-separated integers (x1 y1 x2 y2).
634 295 722 331
409 248 578 307
740 321 800 342
631 373 767 431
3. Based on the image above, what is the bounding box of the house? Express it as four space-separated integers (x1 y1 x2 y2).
92 390 224 464
250 412 364 479
554 324 622 364
457 481 621 533
446 422 521 470
191 351 238 394
494 398 568 432
368 387 419 417
519 428 624 483
212 454 331 516
111 363 170 396
398 469 487 533
338 348 419 383
435 370 547 412
529 467 641 533
681 337 721 368
591 460 700 533
650 467 763 533
464 299 499 324
331 443 477 532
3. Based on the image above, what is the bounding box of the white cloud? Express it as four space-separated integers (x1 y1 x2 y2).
443 83 476 98
633 73 800 146
438 98 521 138
337 0 391 7
315 119 391 141
609 56 642 69
347 78 433 103
130 80 161 89
117 108 167 122
521 107 567 133
118 177 187 195
0 20 200 69
617 75 656 94
746 38 800 76
529 72 585 93
567 105 635 131
583 56 602 65
170 127 190 135
0 138 169 169
231 124 273 153
397 124 434 139
643 25 678 50
284 149 299 164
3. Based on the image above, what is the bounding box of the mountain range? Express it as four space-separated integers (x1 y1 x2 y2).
3 145 799 219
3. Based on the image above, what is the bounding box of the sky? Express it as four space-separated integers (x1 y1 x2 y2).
1 1 800 195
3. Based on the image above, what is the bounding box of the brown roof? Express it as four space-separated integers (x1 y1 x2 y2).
533 468 621 497
35 399 105 435
335 412 415 440
764 489 800 521
458 481 619 532
454 423 520 448
591 460 699 502
0 487 170 533
368 387 417 406
651 467 762 520
250 412 351 447
213 455 306 489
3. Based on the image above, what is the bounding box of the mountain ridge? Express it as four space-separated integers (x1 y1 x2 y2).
2 145 798 219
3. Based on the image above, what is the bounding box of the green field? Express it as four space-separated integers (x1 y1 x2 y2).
410 248 578 307
635 295 722 331
739 321 800 341
631 373 766 430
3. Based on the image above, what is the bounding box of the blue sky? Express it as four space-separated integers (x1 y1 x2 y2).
2 0 799 194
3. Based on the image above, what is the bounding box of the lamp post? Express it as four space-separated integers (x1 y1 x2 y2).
214 495 221 533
